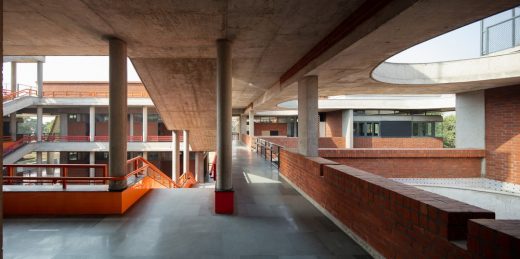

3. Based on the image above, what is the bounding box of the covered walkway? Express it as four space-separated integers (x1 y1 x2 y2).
4 142 369 258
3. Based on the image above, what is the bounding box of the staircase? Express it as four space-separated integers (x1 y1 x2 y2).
3 89 39 114
129 156 196 188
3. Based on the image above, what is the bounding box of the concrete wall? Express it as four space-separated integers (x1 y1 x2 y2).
485 86 520 185
456 90 485 148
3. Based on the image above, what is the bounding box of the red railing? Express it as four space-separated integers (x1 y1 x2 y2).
42 135 90 142
3 89 38 102
3 136 33 155
3 156 196 189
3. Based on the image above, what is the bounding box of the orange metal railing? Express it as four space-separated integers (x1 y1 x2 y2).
3 156 196 189
3 89 38 102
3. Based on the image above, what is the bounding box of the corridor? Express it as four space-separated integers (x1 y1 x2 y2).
4 142 370 258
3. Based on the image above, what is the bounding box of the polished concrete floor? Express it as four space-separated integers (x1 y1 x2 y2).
4 142 370 259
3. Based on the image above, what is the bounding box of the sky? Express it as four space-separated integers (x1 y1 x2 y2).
2 7 516 88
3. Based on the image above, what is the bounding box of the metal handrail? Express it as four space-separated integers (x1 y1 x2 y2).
253 137 283 169
2 156 194 190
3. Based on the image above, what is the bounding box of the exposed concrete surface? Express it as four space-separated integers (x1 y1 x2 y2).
252 0 520 111
3 144 36 164
5 0 520 152
456 90 485 149
277 94 455 111
373 52 520 85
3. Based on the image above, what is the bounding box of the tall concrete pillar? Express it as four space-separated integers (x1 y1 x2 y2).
89 106 95 142
342 109 354 148
108 38 128 191
142 151 148 160
248 110 255 136
9 114 16 141
172 130 180 181
36 107 43 142
60 114 68 137
1 4 4 255
215 39 234 214
183 130 190 173
239 115 247 136
37 61 43 98
142 107 148 142
298 76 319 157
89 152 95 178
195 152 204 183
10 62 17 140
36 152 43 176
129 113 134 137
10 62 17 93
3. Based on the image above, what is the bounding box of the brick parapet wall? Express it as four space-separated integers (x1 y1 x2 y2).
254 123 288 136
319 149 484 178
280 149 495 258
256 136 345 148
354 137 443 148
485 86 520 185
467 219 520 258
324 110 342 137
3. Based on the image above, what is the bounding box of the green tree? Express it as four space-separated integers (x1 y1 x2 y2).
442 114 456 148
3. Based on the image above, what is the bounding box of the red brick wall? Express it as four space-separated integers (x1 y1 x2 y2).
279 149 494 258
254 123 288 136
467 219 520 258
324 110 342 137
320 149 484 178
354 137 443 148
43 82 149 98
485 86 520 185
256 136 345 148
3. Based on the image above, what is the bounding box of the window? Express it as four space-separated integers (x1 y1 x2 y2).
270 130 279 136
412 122 438 137
354 122 380 137
69 152 78 161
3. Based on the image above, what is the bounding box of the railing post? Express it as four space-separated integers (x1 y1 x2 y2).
7 165 14 184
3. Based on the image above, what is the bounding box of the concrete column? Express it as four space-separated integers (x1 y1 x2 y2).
10 62 17 140
108 38 128 191
342 109 354 148
142 107 148 142
298 76 319 157
89 152 95 178
195 152 204 183
36 152 43 177
36 106 43 142
1 5 4 255
129 113 134 137
183 130 190 173
37 61 43 98
456 90 485 149
240 115 247 136
89 106 95 142
142 151 148 160
172 130 180 181
60 114 68 136
215 39 234 214
11 61 17 93
9 114 16 141
248 110 255 136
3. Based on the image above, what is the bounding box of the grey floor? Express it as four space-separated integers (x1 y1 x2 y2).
4 142 370 259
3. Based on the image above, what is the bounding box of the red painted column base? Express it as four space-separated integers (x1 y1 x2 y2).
215 190 234 214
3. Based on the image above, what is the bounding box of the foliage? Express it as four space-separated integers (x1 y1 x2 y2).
442 114 456 148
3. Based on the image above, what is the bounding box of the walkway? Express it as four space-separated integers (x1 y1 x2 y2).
4 142 370 258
